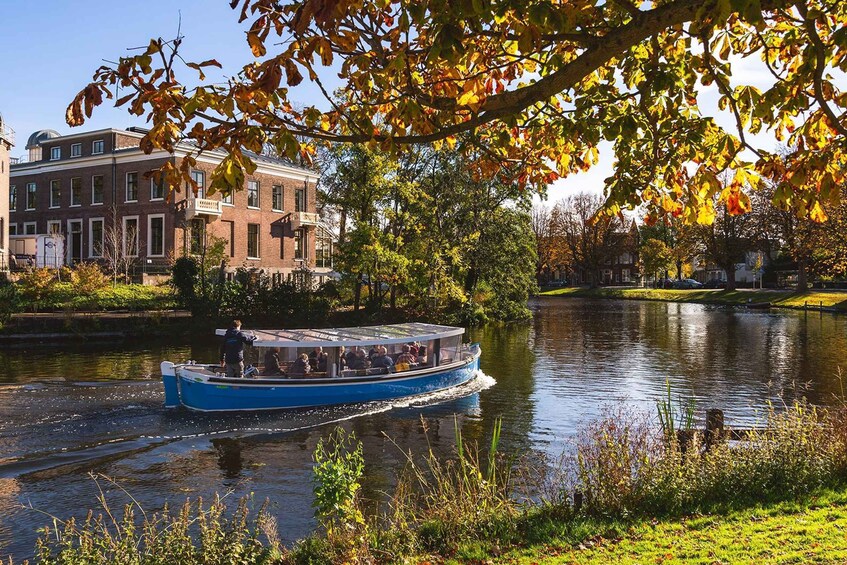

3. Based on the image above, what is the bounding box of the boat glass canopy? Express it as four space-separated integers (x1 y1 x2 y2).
215 322 465 349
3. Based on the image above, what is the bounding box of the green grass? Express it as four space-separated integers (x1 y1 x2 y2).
481 489 847 564
539 286 847 312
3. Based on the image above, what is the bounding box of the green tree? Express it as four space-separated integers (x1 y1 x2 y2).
70 0 847 225
640 238 675 285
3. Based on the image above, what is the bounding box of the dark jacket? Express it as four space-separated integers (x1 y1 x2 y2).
290 357 311 376
220 328 256 363
371 354 394 370
264 351 282 375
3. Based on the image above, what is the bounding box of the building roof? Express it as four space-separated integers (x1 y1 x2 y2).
25 129 60 149
215 322 465 348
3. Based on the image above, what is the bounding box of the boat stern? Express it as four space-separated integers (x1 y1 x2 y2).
160 361 181 408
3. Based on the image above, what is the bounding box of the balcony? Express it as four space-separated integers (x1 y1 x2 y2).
288 211 321 229
0 124 14 146
185 198 223 220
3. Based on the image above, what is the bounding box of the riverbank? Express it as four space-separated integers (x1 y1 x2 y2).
462 487 847 564
539 286 847 312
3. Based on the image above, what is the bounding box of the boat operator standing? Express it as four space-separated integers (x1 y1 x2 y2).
220 319 257 378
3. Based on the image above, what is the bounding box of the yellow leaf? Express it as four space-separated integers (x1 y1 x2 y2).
810 201 828 223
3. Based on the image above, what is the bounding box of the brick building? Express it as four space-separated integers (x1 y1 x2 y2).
0 113 11 271
9 127 333 281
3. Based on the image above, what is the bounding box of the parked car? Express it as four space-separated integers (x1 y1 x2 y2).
673 278 704 289
703 278 727 289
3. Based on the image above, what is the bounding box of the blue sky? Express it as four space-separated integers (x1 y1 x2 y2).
0 2 794 203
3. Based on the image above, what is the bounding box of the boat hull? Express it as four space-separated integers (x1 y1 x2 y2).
162 346 481 412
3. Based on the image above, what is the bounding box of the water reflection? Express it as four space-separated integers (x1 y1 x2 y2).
2 299 847 561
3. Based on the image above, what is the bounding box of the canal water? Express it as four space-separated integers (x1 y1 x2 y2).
1 297 846 560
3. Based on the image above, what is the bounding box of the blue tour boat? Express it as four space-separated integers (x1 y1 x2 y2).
161 322 481 411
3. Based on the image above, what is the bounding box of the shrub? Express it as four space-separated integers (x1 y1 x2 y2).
30 474 282 564
171 256 198 307
16 267 57 302
70 262 109 294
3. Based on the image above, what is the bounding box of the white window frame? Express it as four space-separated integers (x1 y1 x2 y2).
47 220 62 236
70 178 82 207
150 178 165 201
221 191 233 206
272 185 283 212
70 143 82 158
50 146 61 161
23 222 37 236
190 170 205 199
91 175 104 206
9 224 18 236
126 171 138 203
25 183 36 210
147 214 166 257
247 223 260 259
89 217 104 258
9 185 16 213
123 215 140 257
66 219 83 265
49 179 61 209
247 181 260 209
92 139 104 155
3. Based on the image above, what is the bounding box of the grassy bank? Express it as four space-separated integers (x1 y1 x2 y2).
22 282 178 312
488 489 847 564
25 402 847 564
540 286 847 312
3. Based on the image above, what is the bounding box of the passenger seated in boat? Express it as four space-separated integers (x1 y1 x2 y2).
350 348 370 370
417 345 428 365
289 353 311 377
263 348 282 376
407 342 419 358
368 346 379 361
396 344 416 367
308 347 324 371
371 346 395 371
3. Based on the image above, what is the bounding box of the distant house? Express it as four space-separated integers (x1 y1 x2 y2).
562 220 640 287
692 248 775 286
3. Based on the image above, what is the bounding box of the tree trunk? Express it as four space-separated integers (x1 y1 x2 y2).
354 273 362 311
797 257 808 291
725 267 737 291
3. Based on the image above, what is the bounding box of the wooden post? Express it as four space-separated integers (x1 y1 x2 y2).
677 429 695 456
573 490 583 513
705 409 724 451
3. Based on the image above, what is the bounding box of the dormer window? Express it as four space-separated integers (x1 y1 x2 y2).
92 139 104 154
70 143 82 158
50 146 61 160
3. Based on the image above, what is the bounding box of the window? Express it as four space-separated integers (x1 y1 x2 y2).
92 139 104 154
189 219 205 255
9 185 16 212
50 146 61 160
89 218 104 257
190 170 205 199
92 175 104 205
151 177 165 200
272 185 283 211
247 224 260 258
622 269 631 283
26 183 36 210
47 221 61 235
294 228 304 260
148 215 165 257
24 222 37 235
247 181 259 208
70 143 82 157
295 186 305 212
222 220 235 257
315 227 333 268
126 172 138 202
8 224 17 236
70 178 82 206
123 216 139 256
222 191 233 205
50 180 61 208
